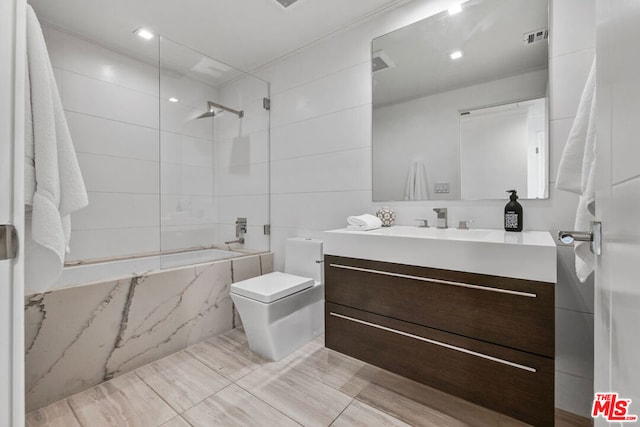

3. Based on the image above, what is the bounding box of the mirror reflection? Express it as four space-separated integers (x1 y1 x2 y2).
372 0 549 201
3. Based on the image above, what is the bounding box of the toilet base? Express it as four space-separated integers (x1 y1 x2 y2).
231 283 324 361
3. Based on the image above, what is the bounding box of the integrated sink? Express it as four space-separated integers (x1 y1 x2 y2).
345 225 493 241
323 225 556 282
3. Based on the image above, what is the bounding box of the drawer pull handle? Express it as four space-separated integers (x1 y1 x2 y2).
330 312 537 373
329 264 536 298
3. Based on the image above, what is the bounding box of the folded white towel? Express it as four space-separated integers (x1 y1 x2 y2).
556 58 596 283
24 5 89 293
347 214 382 231
404 159 428 201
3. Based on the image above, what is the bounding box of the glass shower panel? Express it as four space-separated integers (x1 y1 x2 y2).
159 37 270 267
214 71 271 253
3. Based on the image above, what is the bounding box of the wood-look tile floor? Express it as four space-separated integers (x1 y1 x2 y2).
26 328 592 427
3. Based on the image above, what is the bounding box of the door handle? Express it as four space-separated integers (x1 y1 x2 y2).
0 224 18 260
558 221 601 256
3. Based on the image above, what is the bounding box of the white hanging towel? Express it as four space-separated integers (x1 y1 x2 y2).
403 159 428 201
346 214 382 231
24 5 88 293
556 58 596 283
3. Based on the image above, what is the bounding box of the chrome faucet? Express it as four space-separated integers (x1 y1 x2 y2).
433 208 448 229
224 217 247 245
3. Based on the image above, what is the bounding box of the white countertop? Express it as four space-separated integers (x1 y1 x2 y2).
323 226 557 283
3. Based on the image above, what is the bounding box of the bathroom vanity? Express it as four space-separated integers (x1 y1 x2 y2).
323 226 556 426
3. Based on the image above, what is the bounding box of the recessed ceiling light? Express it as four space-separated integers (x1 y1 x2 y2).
134 28 154 40
169 97 179 103
448 4 462 15
450 50 463 60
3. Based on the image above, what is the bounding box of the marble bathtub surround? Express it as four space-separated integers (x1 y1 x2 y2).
25 253 273 412
27 327 589 427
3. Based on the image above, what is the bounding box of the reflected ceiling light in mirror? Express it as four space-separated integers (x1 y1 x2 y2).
450 50 463 60
134 28 154 40
169 97 179 103
448 4 462 15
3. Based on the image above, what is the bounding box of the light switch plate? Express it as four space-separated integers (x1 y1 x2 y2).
434 183 450 193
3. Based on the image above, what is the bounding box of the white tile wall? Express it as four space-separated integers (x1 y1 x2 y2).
161 132 214 168
76 153 159 195
549 117 573 182
72 193 159 230
270 104 370 161
551 0 596 58
271 148 371 194
61 33 158 96
62 71 159 128
217 195 269 225
214 130 269 169
160 225 216 252
67 112 159 162
215 162 269 197
160 99 214 140
161 197 215 227
161 163 214 197
256 0 596 417
270 62 370 129
549 50 595 121
43 26 245 261
68 228 160 261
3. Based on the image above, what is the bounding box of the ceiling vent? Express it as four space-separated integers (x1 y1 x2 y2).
372 50 395 72
523 28 549 45
275 0 298 7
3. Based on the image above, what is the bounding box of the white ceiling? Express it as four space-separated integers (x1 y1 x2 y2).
28 0 409 74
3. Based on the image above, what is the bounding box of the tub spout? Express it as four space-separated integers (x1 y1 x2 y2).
224 237 245 245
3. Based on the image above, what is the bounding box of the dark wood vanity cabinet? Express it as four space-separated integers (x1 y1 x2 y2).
324 255 555 427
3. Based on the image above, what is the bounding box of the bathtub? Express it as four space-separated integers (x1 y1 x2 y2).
25 248 273 412
51 248 243 291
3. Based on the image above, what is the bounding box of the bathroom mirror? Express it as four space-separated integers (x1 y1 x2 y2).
372 0 549 201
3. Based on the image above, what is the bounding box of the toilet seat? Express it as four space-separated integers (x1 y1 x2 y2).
230 271 314 303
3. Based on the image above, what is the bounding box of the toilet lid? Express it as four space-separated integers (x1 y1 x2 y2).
230 271 315 303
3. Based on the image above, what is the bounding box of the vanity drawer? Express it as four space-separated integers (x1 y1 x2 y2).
325 255 554 357
325 302 554 427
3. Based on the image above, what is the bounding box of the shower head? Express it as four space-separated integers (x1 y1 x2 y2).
196 109 216 119
196 101 244 119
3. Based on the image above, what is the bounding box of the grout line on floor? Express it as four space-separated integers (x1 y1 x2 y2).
328 396 355 426
64 399 84 427
233 378 304 427
132 371 180 419
174 414 195 427
179 381 237 419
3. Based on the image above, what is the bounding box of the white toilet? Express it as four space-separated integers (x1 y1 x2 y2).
230 238 324 361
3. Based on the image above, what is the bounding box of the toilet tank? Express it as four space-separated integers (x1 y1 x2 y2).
284 238 324 283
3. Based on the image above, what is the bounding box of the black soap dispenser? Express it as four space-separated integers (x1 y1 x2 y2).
504 190 523 232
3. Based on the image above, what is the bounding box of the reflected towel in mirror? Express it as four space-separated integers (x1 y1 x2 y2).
404 159 428 201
